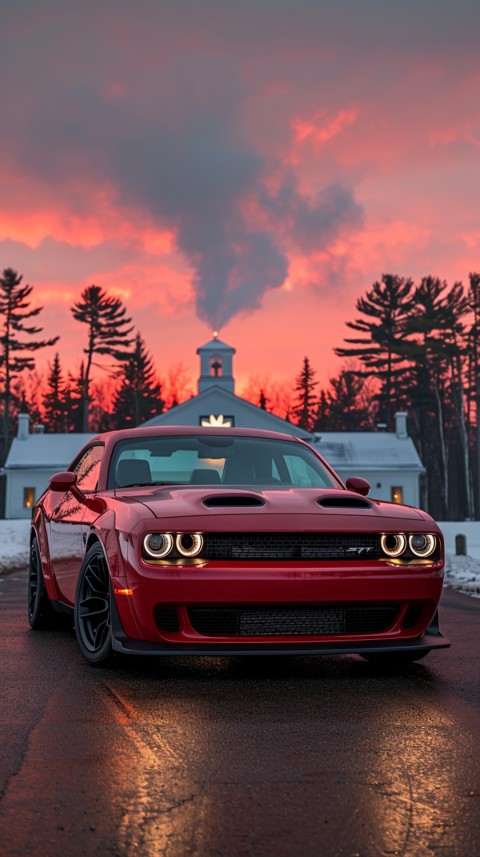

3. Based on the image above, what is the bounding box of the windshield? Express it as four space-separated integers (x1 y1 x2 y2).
107 435 340 489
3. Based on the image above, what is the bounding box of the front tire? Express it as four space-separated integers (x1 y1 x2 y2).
28 536 61 629
74 543 115 666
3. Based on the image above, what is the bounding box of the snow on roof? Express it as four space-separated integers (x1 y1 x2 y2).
5 433 95 469
140 386 311 438
3 427 423 472
312 431 424 471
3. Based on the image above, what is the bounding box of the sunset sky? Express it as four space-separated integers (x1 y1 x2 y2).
1 0 480 394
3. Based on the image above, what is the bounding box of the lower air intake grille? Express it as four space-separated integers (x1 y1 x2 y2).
155 608 180 632
188 605 398 637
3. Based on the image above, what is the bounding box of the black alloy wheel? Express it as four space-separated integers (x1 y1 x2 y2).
74 542 115 665
28 536 60 629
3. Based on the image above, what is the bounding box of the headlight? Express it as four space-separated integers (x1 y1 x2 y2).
176 533 204 557
143 533 174 559
408 533 437 558
380 533 407 558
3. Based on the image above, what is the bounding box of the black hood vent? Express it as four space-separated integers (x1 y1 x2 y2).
203 495 265 508
317 496 371 509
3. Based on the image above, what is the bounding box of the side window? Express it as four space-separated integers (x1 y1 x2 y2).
74 445 104 492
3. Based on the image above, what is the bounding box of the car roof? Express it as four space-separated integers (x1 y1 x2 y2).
92 425 302 443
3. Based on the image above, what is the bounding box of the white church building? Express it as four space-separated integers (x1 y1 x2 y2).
2 334 424 518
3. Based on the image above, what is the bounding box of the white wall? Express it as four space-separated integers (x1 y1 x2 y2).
5 470 51 519
335 468 420 508
438 522 480 559
6 466 421 518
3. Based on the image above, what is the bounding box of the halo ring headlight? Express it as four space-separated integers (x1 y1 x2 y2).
408 533 436 558
381 533 407 558
143 533 174 559
176 533 204 558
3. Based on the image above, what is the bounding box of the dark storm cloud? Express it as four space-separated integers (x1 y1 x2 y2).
261 176 364 255
0 3 375 325
0 33 365 326
100 58 295 327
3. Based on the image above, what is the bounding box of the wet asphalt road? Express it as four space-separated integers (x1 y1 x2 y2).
1 571 479 857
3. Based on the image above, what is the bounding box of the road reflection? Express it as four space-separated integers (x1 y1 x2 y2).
99 656 468 857
363 693 459 855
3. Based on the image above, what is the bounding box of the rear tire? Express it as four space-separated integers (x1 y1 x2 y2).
74 543 116 666
28 536 61 630
360 650 430 666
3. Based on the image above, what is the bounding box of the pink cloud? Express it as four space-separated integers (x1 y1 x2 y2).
1 0 479 388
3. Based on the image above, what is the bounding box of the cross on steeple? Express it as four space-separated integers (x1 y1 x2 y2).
211 358 222 377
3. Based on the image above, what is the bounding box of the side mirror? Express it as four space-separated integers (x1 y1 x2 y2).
49 471 78 492
345 476 371 497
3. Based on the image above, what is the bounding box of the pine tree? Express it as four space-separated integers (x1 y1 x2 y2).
467 272 480 516
63 364 86 433
258 389 268 410
326 370 372 431
112 333 164 428
43 353 67 432
314 390 330 431
335 274 414 428
292 357 318 431
398 276 470 518
443 282 472 518
13 378 43 431
0 268 59 455
71 285 134 431
401 277 457 517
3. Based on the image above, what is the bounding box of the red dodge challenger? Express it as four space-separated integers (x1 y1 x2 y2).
28 426 450 666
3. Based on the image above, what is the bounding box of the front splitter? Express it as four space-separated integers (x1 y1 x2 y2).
110 591 450 656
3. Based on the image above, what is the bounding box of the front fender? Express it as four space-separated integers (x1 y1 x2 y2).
31 508 62 602
86 509 127 579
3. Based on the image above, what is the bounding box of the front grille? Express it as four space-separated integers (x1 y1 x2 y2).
188 605 399 636
402 605 423 628
202 533 381 561
155 608 180 632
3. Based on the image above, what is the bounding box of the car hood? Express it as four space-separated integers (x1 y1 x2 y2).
112 485 436 532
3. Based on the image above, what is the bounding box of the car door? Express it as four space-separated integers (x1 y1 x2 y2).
48 444 104 605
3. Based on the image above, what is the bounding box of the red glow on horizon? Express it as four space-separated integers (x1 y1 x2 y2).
1 2 479 390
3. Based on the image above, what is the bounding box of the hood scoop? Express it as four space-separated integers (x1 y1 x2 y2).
203 495 265 508
317 496 372 509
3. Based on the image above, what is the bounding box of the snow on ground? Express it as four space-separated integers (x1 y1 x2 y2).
0 519 478 598
0 519 31 574
438 521 480 598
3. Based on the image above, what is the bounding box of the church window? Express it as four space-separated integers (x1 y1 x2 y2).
200 415 234 427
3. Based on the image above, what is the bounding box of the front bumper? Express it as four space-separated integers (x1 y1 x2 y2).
111 607 449 657
110 555 448 654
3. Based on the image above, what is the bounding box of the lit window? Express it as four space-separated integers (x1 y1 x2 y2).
200 415 234 427
391 486 403 504
24 487 35 509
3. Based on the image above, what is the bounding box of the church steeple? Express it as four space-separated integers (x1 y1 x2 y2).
197 332 236 394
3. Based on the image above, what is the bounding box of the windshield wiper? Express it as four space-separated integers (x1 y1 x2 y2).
119 481 182 487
